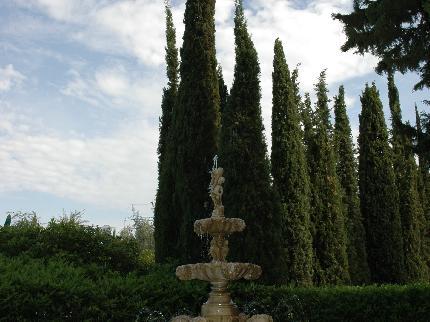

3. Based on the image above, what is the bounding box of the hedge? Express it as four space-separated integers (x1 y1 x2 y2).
0 254 429 321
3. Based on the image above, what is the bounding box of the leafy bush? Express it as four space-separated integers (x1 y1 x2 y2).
0 255 206 321
1 254 429 322
0 215 142 273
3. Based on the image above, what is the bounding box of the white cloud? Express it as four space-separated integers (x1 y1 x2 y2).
0 106 159 211
95 67 129 97
61 63 163 118
61 69 102 106
0 64 26 92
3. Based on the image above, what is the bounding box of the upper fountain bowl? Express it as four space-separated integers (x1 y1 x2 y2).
194 217 245 236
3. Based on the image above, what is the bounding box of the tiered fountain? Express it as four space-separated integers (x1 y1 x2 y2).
172 160 273 322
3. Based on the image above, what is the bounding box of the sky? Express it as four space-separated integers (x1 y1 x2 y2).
0 0 428 230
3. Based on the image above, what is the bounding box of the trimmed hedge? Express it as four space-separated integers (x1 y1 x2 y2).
0 254 429 321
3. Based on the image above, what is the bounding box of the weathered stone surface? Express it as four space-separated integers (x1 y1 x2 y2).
172 167 272 321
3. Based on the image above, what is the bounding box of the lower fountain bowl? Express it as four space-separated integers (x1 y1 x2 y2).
176 262 262 282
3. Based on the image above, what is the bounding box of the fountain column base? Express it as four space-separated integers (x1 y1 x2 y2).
201 281 239 319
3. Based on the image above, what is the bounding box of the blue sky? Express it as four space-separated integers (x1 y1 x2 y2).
0 0 428 230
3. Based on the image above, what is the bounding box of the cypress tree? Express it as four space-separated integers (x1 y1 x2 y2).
333 85 370 284
154 3 180 263
219 0 283 282
291 67 302 106
388 71 404 193
399 127 428 281
301 93 316 176
388 73 427 281
416 106 430 277
271 39 313 286
173 0 221 262
358 83 404 283
217 65 228 115
311 71 350 285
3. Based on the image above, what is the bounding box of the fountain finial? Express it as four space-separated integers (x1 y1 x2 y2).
209 166 225 218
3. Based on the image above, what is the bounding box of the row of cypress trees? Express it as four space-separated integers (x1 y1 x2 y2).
154 0 429 285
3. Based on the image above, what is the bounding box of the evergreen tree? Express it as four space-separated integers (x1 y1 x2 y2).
154 3 180 262
217 65 228 115
219 0 283 282
173 0 221 262
334 0 430 90
301 93 316 177
291 67 302 106
388 73 427 281
399 127 428 281
311 71 350 285
416 106 430 277
333 85 370 284
358 83 404 283
388 71 404 193
271 39 313 286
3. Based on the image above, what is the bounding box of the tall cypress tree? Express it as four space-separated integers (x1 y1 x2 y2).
399 127 428 281
416 106 430 277
173 0 221 262
154 3 180 262
333 85 370 285
388 71 404 193
219 0 283 282
217 65 228 115
388 73 427 281
271 39 313 286
358 83 404 283
301 93 316 178
311 71 350 285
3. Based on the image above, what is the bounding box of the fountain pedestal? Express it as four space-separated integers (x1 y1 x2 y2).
201 281 239 319
172 166 273 322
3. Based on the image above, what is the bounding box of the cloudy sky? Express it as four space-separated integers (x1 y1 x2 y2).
0 0 427 229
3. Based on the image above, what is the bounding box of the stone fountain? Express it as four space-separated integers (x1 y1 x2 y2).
172 161 273 322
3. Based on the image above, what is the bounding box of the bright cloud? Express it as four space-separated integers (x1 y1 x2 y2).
0 64 26 92
0 108 158 210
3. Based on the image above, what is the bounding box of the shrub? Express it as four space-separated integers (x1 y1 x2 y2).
1 255 429 321
0 216 142 273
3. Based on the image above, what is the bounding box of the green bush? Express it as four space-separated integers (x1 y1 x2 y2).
0 217 142 273
0 255 206 321
0 254 429 321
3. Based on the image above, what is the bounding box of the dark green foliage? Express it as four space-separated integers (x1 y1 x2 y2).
300 93 316 178
310 71 350 285
0 256 207 321
154 2 180 263
3 214 11 227
173 0 221 262
217 65 228 115
0 216 142 273
219 0 283 283
399 130 428 282
231 283 430 322
333 85 370 285
271 39 313 286
334 0 430 90
358 84 404 283
416 107 430 274
2 257 430 321
388 74 428 282
388 71 404 195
